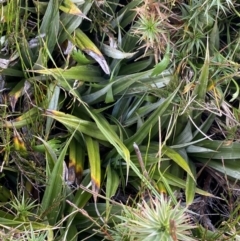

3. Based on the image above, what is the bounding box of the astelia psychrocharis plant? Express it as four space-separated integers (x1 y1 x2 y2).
108 194 196 241
132 0 177 63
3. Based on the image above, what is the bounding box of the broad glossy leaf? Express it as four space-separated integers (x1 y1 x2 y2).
118 57 152 75
173 121 193 145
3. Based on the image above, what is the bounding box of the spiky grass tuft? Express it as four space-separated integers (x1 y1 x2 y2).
110 194 196 241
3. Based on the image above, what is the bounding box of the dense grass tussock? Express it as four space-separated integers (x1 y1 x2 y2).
1 0 240 240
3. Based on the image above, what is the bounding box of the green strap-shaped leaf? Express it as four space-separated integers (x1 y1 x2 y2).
45 84 60 139
124 86 180 152
151 43 170 77
40 0 59 54
69 138 85 185
192 41 210 124
185 160 196 206
29 66 103 82
84 109 131 179
106 166 120 220
73 29 110 74
64 174 92 240
40 133 75 225
162 145 195 180
45 110 110 141
85 136 101 199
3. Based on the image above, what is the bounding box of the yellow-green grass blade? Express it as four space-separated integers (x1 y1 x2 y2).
44 110 111 141
3 107 41 129
73 29 110 74
151 43 170 76
66 224 78 241
210 19 219 54
29 65 103 82
68 139 77 185
13 129 28 157
0 0 15 23
8 79 25 112
1 68 25 77
32 0 48 14
162 172 215 198
58 1 93 43
68 138 85 185
85 136 101 202
74 141 85 186
82 69 172 104
188 140 240 179
0 216 52 230
101 43 138 59
84 108 131 179
60 0 90 20
71 49 95 65
188 140 240 159
162 145 195 180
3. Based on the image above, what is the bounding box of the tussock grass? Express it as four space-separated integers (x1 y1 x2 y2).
1 0 240 240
